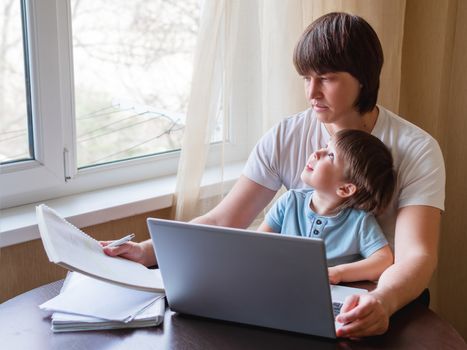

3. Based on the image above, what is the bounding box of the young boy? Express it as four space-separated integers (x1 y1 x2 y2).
258 129 395 284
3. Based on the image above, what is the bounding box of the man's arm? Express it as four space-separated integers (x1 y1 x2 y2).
192 175 277 228
103 176 277 266
336 205 441 337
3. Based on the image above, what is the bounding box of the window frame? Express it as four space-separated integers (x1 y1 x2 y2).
0 0 251 210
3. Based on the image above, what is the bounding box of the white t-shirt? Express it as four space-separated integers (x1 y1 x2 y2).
243 106 446 247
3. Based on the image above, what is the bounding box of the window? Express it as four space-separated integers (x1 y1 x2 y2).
0 0 251 210
71 0 200 168
0 0 33 164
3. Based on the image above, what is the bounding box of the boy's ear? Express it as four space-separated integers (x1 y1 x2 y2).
336 183 357 198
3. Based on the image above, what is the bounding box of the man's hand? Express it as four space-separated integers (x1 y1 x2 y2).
101 241 148 266
335 292 390 338
335 206 441 338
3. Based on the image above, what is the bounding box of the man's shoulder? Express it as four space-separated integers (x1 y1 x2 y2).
378 106 437 145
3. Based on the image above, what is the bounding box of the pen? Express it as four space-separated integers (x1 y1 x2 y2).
106 233 135 248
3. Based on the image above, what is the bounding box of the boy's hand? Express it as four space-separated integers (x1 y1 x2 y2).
328 266 342 284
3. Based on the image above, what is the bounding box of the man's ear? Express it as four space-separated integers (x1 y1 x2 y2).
336 183 357 198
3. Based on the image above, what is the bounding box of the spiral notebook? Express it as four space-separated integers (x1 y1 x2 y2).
36 204 164 292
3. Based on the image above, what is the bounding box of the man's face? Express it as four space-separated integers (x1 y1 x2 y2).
303 71 361 125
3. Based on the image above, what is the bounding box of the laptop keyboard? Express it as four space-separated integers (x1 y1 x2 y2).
332 302 343 317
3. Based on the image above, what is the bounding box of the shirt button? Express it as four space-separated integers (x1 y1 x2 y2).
313 229 319 235
316 219 322 225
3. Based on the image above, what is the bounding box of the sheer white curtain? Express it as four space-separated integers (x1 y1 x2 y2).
173 0 406 222
173 0 237 221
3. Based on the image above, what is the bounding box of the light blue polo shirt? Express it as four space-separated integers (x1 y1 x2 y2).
265 189 388 267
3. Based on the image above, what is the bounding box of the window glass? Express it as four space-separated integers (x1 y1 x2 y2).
0 0 33 164
71 0 201 168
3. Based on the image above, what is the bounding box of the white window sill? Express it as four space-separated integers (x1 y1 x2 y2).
0 162 244 248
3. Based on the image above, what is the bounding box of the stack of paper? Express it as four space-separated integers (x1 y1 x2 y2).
40 272 165 332
35 204 167 332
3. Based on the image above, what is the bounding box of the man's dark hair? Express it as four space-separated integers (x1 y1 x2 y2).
293 12 384 114
334 129 395 215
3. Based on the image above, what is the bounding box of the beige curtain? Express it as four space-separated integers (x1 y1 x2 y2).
259 0 308 132
399 0 466 339
301 0 406 112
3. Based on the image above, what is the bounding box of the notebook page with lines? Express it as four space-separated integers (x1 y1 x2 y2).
36 204 164 292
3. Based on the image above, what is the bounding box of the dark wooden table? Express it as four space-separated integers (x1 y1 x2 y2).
1 280 466 350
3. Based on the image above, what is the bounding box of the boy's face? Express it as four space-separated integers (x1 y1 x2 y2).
300 139 347 192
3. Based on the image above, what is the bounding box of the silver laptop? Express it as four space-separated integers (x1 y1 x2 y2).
147 218 367 339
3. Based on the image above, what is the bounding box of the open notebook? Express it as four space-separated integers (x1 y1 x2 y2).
36 204 164 292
